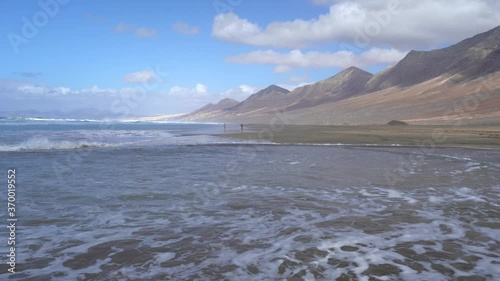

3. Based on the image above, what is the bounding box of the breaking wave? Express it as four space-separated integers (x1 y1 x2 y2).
0 137 114 152
1 117 101 122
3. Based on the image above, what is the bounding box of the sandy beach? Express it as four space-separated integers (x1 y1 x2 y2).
218 124 500 148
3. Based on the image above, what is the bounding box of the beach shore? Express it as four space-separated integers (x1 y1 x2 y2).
217 124 500 148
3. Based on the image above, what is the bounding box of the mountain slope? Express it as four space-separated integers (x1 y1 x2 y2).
191 98 239 114
284 67 373 111
178 25 500 125
186 67 374 120
226 85 290 114
180 98 239 121
366 25 500 91
289 71 500 125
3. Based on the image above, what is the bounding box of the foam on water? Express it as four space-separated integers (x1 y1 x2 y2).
0 126 265 152
12 181 499 280
0 136 115 151
1 117 102 122
2 130 499 280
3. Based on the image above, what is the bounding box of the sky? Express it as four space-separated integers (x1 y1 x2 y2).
1 0 499 116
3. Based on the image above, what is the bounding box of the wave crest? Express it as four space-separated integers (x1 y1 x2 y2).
0 137 114 152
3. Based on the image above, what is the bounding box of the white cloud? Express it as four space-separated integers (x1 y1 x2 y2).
227 48 408 71
18 85 48 96
114 23 157 38
124 70 157 84
13 84 135 97
213 1 500 49
195 83 208 95
54 87 71 95
76 85 120 95
2 79 256 115
172 22 200 35
167 84 256 106
16 85 75 96
278 82 313 91
169 83 209 97
221 85 256 101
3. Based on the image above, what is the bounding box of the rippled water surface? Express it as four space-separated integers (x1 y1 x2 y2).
0 121 499 280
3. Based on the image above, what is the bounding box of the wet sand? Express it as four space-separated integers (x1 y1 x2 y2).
218 124 500 148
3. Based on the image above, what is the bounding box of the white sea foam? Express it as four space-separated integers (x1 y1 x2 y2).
9 143 499 280
4 117 102 122
155 252 176 263
17 183 499 280
437 154 473 161
0 137 114 152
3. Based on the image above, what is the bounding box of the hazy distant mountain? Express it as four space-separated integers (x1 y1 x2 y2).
284 67 373 111
183 68 373 120
178 25 500 125
191 98 239 114
226 85 290 113
180 98 240 121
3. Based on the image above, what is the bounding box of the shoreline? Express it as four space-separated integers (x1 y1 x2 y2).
215 124 500 149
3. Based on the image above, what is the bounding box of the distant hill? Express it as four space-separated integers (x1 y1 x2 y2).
227 85 290 113
284 67 373 111
176 25 500 125
182 68 374 121
191 98 239 114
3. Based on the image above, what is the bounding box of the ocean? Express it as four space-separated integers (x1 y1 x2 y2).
0 118 499 280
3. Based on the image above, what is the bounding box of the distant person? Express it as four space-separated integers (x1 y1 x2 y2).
240 124 244 131
223 123 226 132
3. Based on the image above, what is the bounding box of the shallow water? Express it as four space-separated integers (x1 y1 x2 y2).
0 121 499 280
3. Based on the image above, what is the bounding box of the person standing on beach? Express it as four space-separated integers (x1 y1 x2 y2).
223 123 226 132
240 124 243 131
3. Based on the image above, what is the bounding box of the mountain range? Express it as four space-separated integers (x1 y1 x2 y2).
177 26 500 125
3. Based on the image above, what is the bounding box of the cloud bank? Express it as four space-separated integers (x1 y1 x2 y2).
124 70 158 84
213 0 500 72
213 0 500 49
0 79 257 115
227 48 408 73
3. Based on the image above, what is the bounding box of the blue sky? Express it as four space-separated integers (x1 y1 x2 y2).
1 0 499 116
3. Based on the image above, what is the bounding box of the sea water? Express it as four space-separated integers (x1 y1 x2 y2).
0 118 499 280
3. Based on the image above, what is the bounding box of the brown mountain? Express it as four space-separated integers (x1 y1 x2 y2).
284 66 373 111
179 25 500 125
181 98 239 121
182 67 374 121
366 25 500 91
191 98 239 114
227 85 290 114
